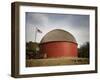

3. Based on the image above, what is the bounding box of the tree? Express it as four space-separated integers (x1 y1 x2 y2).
26 41 44 59
78 42 89 58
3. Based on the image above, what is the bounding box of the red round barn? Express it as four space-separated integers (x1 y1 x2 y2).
40 29 78 58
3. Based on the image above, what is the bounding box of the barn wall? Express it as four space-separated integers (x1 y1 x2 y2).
40 41 78 58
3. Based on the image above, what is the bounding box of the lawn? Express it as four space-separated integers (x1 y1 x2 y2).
26 57 89 67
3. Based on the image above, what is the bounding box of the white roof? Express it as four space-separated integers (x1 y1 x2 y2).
41 29 77 43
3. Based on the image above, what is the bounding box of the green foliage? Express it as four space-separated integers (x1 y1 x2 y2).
26 41 39 52
26 41 44 59
78 42 89 58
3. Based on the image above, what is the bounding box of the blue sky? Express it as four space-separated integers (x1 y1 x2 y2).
25 12 89 48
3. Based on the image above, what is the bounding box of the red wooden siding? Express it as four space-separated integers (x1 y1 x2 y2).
40 41 78 58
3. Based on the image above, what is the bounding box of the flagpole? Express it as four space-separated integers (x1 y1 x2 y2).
34 27 37 42
34 27 42 42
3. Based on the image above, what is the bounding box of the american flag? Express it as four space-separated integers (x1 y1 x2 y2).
37 28 42 33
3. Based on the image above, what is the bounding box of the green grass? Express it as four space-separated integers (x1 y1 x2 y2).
26 57 89 67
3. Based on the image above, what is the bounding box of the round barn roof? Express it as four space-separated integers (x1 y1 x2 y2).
41 29 77 43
